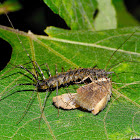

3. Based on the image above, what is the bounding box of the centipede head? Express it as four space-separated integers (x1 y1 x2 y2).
37 80 49 92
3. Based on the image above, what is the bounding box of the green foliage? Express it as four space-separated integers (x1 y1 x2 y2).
0 0 140 139
44 0 139 30
112 0 139 27
0 0 21 15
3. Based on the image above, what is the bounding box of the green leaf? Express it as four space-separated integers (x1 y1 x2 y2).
44 0 98 30
94 0 117 30
112 0 139 27
44 0 139 31
0 0 140 139
0 0 22 15
0 25 140 139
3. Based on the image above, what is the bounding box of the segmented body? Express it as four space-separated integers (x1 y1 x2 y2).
37 68 110 91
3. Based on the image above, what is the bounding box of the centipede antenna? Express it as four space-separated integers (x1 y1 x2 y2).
107 60 139 72
1 2 50 128
105 30 137 71
1 2 39 80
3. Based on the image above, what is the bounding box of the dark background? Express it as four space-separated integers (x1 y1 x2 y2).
0 0 140 71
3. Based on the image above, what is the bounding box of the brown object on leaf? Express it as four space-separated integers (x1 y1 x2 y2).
75 78 112 114
53 78 112 115
53 93 79 109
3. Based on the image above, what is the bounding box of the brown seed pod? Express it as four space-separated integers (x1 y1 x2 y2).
53 78 112 115
75 78 112 115
53 93 79 109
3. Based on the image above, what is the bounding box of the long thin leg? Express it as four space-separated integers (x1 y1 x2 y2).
46 63 51 77
1 61 38 83
39 91 49 127
93 65 98 68
55 64 59 116
34 61 46 80
0 83 33 100
2 61 35 76
16 90 36 124
19 65 37 80
61 67 65 72
56 80 59 116
55 64 58 75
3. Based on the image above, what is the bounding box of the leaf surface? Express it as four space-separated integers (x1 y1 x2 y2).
44 0 118 30
0 0 140 139
0 25 140 139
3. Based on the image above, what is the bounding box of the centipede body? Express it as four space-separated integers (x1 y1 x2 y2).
37 67 112 92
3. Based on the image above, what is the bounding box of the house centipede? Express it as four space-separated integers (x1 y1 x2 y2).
0 2 139 128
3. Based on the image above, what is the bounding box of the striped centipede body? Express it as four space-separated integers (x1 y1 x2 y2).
40 68 112 115
38 68 111 91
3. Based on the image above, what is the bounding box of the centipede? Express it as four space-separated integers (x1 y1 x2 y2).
0 2 139 131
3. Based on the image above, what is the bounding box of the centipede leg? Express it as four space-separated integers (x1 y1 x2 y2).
93 65 98 68
39 91 49 127
56 80 59 116
34 61 46 80
45 63 51 77
0 83 33 100
61 67 65 72
55 64 59 116
16 90 36 124
55 64 58 75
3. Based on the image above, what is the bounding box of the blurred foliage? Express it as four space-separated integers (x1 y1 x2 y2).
0 0 21 15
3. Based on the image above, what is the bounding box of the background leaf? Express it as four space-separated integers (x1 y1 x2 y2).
44 0 118 30
94 0 117 30
44 0 139 30
0 25 140 139
113 0 139 27
0 0 140 139
44 0 98 30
